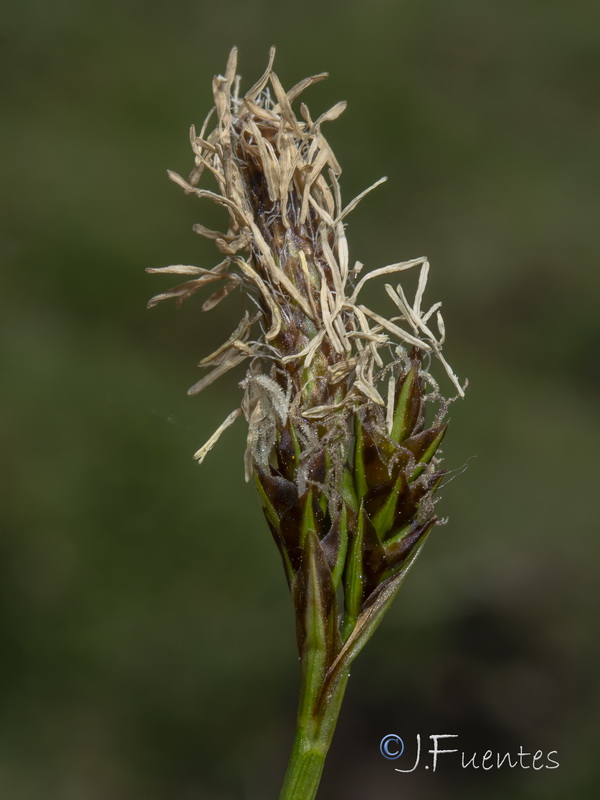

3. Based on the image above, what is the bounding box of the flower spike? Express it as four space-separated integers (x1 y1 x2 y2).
149 48 466 800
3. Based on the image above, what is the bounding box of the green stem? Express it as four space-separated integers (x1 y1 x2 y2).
278 670 350 800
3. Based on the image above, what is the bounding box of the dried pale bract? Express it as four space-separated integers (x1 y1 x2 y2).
148 47 463 486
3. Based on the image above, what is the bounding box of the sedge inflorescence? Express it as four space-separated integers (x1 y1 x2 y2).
149 48 465 683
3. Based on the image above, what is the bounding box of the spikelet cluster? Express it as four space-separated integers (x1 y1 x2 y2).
150 49 466 682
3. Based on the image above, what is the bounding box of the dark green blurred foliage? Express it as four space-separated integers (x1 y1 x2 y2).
2 1 599 798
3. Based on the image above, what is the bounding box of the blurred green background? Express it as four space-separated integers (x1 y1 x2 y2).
2 1 599 798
